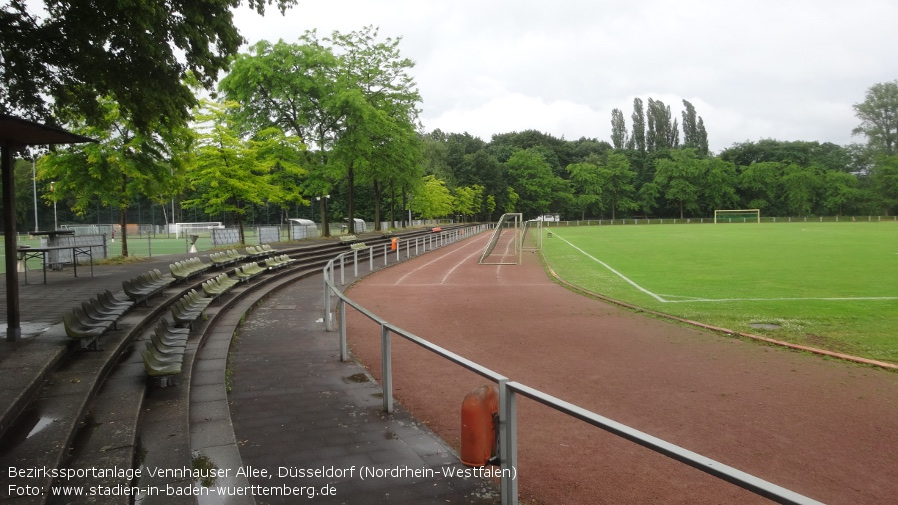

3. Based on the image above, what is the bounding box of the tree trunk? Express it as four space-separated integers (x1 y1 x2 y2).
372 180 382 231
119 178 129 257
346 161 355 233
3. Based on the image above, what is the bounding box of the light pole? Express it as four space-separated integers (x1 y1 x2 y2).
49 181 58 231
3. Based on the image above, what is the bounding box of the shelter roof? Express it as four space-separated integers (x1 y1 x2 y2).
0 114 95 149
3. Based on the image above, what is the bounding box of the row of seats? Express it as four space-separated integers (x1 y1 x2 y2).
263 254 296 270
62 290 135 350
169 257 211 281
235 262 266 282
123 269 175 305
141 320 191 388
202 273 238 298
209 249 247 268
170 290 212 330
245 245 273 259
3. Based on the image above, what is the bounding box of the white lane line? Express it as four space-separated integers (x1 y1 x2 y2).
394 234 487 286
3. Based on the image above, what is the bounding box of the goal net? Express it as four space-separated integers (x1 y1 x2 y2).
479 213 524 265
714 209 760 224
173 222 225 238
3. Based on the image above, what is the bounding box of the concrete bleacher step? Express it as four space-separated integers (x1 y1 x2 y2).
0 231 436 504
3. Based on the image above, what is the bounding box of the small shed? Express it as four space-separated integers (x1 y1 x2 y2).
287 218 318 239
343 218 366 234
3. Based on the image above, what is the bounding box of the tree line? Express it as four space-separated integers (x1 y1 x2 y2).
3 2 897 256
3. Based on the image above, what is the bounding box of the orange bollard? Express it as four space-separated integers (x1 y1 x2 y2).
460 385 499 467
390 237 398 250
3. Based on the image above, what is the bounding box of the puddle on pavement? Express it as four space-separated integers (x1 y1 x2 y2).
0 407 58 456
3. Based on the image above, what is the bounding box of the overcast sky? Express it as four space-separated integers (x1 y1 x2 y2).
232 0 896 153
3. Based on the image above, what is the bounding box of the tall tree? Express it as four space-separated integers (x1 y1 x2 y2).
597 152 638 219
610 108 629 150
647 98 679 151
1 0 295 131
38 98 191 256
219 34 341 235
183 100 280 244
853 80 898 156
566 161 605 220
328 26 422 231
681 99 709 156
504 148 567 217
652 149 703 218
410 175 453 219
629 98 646 153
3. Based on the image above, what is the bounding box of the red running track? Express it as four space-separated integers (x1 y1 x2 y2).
345 231 898 504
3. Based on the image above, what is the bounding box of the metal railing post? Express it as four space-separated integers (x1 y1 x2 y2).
324 265 332 331
396 240 400 261
339 298 348 362
502 382 518 505
381 324 393 413
353 249 359 278
383 244 388 266
340 254 345 286
369 246 374 271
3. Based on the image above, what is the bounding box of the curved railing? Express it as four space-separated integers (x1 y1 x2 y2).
322 226 822 505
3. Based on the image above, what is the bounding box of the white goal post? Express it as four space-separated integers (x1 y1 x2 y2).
714 209 760 224
172 221 225 238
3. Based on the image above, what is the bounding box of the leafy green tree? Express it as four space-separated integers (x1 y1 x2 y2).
566 161 605 219
219 35 341 235
1 0 295 130
38 98 191 256
411 175 453 219
652 149 703 218
780 164 822 216
870 155 898 214
183 100 280 244
328 26 422 231
821 170 859 216
646 98 679 152
681 100 709 156
853 80 898 156
504 148 567 217
610 108 629 150
597 152 638 219
700 158 739 213
737 161 783 213
629 98 646 153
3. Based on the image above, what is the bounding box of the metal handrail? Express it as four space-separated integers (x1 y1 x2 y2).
321 225 823 505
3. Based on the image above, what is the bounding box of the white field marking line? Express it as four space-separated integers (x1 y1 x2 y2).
553 232 898 304
394 234 487 285
552 232 668 302
665 296 898 303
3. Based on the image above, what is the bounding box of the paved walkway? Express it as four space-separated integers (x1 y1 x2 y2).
0 237 499 504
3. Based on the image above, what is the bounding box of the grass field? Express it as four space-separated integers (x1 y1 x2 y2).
540 221 898 364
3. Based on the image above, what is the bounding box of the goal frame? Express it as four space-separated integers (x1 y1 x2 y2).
479 213 524 265
713 209 760 224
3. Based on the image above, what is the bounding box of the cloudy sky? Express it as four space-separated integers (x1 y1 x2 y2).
232 0 896 153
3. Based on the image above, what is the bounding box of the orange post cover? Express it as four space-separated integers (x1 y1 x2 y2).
391 237 398 250
460 385 499 467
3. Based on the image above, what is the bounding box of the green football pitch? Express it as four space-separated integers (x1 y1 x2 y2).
540 222 898 364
